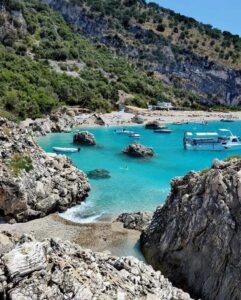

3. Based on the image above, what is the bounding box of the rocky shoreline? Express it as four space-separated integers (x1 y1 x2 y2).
141 157 241 300
2 110 241 299
0 232 192 299
0 115 193 299
19 106 241 137
0 118 90 222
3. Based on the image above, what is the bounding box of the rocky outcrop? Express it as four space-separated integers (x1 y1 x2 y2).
117 212 153 231
123 143 155 158
73 131 96 145
87 169 111 180
141 157 241 300
20 107 104 136
0 234 192 299
0 118 90 222
145 121 164 129
132 114 145 124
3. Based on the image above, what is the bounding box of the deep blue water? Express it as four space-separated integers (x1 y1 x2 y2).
37 121 241 223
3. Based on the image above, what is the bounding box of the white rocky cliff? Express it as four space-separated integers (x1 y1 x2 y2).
141 158 241 300
0 233 192 300
0 118 90 222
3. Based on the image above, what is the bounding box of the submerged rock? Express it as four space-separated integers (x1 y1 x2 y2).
0 234 192 299
0 118 90 222
87 169 111 180
123 142 155 158
141 157 241 300
73 131 96 145
117 212 153 231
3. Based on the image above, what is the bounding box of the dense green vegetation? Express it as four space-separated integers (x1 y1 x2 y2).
0 0 201 119
9 153 33 176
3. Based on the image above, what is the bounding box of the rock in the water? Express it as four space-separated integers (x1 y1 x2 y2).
141 157 241 300
0 234 192 300
123 143 155 158
87 169 111 180
117 212 153 231
145 120 163 129
0 118 90 222
73 131 96 145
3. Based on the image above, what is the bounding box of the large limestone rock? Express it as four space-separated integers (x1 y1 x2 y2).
0 118 90 222
117 212 153 231
141 158 241 300
0 234 192 299
145 120 163 129
123 143 155 158
20 107 102 137
132 114 145 124
73 131 96 145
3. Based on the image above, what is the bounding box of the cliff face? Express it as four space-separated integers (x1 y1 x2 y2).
41 0 241 107
141 158 241 299
0 118 90 222
0 234 193 299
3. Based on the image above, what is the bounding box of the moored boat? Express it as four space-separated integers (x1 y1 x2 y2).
154 128 173 134
220 119 235 123
129 133 141 138
172 121 188 125
53 147 80 153
115 129 134 135
183 129 241 151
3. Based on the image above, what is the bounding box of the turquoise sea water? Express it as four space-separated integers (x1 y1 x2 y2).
37 121 241 223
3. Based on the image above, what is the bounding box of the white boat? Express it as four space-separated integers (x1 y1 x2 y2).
115 129 134 135
53 147 80 153
173 121 188 125
154 128 173 134
129 133 141 138
183 129 241 151
220 118 235 123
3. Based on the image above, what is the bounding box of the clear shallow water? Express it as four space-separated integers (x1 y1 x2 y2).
37 121 241 223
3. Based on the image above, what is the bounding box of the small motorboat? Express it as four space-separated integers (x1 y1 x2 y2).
53 147 80 153
172 121 188 125
220 119 235 123
115 129 134 135
154 128 173 134
129 133 141 138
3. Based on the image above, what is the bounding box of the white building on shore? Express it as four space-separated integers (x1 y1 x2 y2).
149 101 174 111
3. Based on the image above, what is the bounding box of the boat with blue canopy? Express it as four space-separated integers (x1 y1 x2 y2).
183 129 241 151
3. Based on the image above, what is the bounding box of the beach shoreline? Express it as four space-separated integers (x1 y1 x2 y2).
0 214 143 258
75 109 241 129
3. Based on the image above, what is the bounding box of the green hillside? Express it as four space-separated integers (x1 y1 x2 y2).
74 0 241 68
0 0 200 120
